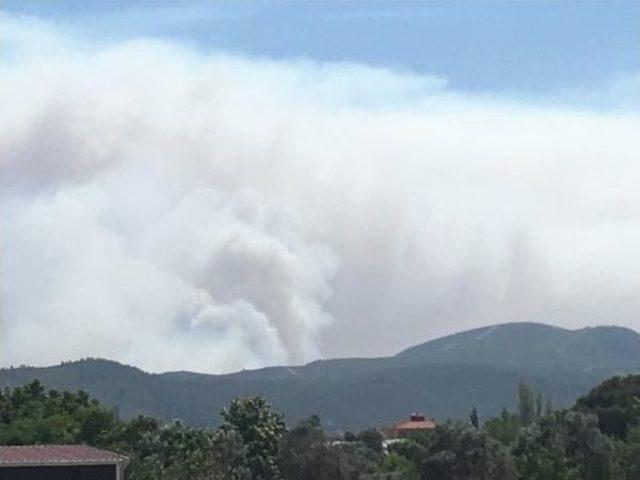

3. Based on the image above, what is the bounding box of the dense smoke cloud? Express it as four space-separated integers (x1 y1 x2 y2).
1 13 639 372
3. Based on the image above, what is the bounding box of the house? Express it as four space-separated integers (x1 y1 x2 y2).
381 413 436 439
0 445 128 480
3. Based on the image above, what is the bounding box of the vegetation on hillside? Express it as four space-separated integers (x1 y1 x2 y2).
4 324 640 430
2 375 640 479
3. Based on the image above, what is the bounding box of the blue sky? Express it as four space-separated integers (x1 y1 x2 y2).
5 1 639 95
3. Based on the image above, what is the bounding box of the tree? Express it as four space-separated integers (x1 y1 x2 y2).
278 416 333 480
0 380 117 446
77 405 118 446
518 382 536 426
220 396 285 480
470 406 480 430
330 442 378 480
418 423 516 480
514 437 578 480
157 421 219 479
574 374 640 439
513 411 616 480
209 430 251 480
535 393 543 419
615 426 640 479
386 436 430 475
357 428 383 453
485 408 521 446
545 397 554 416
343 431 357 442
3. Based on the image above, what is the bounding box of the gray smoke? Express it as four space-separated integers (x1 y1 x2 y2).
1 13 639 372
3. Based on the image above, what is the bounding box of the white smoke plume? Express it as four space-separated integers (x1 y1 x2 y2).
1 13 639 372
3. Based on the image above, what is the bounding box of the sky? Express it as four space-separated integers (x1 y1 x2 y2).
4 1 640 95
1 2 639 373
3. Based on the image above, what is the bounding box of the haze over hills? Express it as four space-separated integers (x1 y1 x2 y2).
2 322 639 431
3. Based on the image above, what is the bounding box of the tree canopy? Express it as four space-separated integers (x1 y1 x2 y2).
2 374 640 479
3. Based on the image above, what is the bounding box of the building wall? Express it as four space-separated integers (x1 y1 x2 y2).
0 464 116 480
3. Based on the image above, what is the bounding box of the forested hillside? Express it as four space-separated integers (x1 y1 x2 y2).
2 323 639 430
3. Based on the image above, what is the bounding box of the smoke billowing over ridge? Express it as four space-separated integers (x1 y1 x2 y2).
1 14 640 372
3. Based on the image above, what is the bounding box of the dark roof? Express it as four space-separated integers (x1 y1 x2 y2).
0 445 127 467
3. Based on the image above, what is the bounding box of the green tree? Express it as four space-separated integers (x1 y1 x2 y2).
545 397 554 416
513 411 616 480
377 451 418 479
278 416 333 480
0 380 117 446
330 442 378 480
614 426 640 479
220 396 285 480
209 430 251 480
386 436 430 474
418 423 516 480
357 428 383 453
485 408 521 446
535 393 543 419
514 438 578 480
574 374 640 439
518 382 536 426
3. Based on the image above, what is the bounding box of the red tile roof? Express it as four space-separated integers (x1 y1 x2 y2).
0 445 127 466
395 418 437 430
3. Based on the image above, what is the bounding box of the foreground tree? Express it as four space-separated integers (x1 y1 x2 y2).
357 428 384 453
417 423 516 480
278 416 381 480
485 408 521 446
513 411 616 480
574 374 640 439
614 426 640 479
0 380 118 446
221 396 285 480
278 416 333 480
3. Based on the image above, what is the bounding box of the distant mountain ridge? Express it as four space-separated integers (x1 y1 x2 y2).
396 322 640 373
2 322 639 431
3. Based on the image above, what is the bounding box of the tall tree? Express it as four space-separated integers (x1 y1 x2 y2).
535 392 544 419
470 407 480 430
278 416 333 480
518 382 536 426
220 396 285 480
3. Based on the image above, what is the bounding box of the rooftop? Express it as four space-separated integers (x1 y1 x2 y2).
395 413 436 430
0 445 127 467
395 418 436 430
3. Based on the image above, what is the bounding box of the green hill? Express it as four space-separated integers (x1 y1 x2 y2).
396 322 640 374
2 322 639 431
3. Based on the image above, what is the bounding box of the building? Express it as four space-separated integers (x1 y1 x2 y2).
0 445 128 480
381 413 436 439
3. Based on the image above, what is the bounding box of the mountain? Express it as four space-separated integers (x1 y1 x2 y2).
397 322 640 374
2 322 639 431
